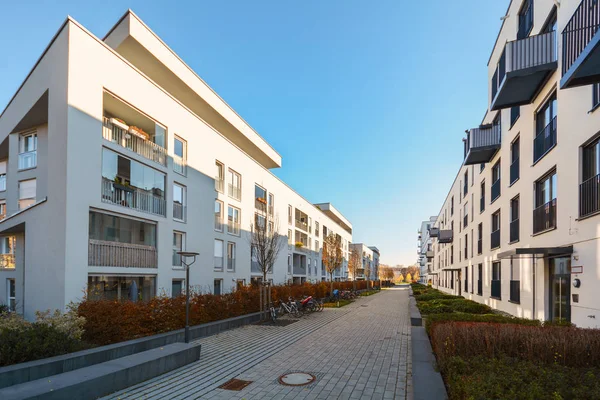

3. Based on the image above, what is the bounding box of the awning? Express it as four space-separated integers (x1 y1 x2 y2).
497 246 573 260
444 267 462 271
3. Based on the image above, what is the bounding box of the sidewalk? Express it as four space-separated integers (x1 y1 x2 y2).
104 287 412 400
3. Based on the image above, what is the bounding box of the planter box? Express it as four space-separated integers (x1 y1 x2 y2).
109 118 129 131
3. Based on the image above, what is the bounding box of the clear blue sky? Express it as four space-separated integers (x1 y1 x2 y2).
0 0 508 266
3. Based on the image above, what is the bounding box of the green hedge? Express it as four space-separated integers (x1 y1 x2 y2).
425 312 541 335
415 292 463 302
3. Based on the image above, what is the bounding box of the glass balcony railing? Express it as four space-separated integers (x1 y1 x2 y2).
102 117 167 166
101 177 166 217
18 151 37 170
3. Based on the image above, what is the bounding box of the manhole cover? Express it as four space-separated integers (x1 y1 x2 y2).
278 372 316 386
218 378 253 391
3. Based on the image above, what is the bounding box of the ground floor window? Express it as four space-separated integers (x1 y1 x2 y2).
172 279 183 298
214 279 222 295
87 275 156 301
7 278 15 311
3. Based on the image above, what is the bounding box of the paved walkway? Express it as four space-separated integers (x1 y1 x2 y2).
105 287 412 400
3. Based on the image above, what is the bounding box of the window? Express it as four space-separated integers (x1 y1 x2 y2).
450 196 454 216
517 0 533 39
88 276 156 301
173 231 184 267
308 217 312 234
18 131 37 170
471 194 474 222
534 170 557 234
215 161 225 192
268 193 274 216
215 200 223 231
477 264 483 295
510 106 520 127
18 179 36 210
173 183 186 221
315 240 320 252
594 84 600 110
510 258 521 303
288 205 292 225
491 160 501 202
173 136 187 175
89 211 157 247
227 242 236 271
464 233 468 260
255 213 266 231
7 279 15 312
214 239 224 270
172 280 183 298
510 196 520 243
450 245 454 264
581 137 600 217
510 137 520 185
463 202 468 228
534 93 557 163
255 184 267 212
0 237 15 269
480 181 485 213
288 254 292 274
491 210 501 249
477 223 483 255
214 279 222 295
228 169 242 201
491 261 501 299
464 170 468 196
288 229 292 244
0 161 6 191
315 221 320 237
227 206 241 235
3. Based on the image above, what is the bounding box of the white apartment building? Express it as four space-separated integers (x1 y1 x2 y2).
0 11 354 319
349 243 380 281
429 0 600 328
369 246 380 280
417 217 436 284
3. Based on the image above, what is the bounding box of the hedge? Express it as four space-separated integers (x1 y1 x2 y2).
424 312 541 335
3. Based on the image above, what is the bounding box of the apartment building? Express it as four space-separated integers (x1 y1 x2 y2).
429 0 600 328
349 243 380 281
417 217 437 284
0 11 354 319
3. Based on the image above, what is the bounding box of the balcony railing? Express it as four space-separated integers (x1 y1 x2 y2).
491 229 500 249
88 239 157 268
510 158 519 184
173 202 186 221
215 214 223 231
173 250 182 267
561 0 600 88
533 198 557 234
18 151 37 170
215 177 224 193
438 230 453 244
0 254 15 270
534 116 557 163
173 156 186 176
429 227 439 237
491 31 557 110
477 279 483 296
580 174 600 217
510 280 520 303
255 198 267 212
477 239 482 255
228 184 241 201
491 280 501 299
510 218 520 243
426 250 434 259
491 179 501 202
102 118 167 166
227 220 240 236
295 219 308 231
463 214 468 228
101 177 166 217
463 124 501 165
480 196 485 213
227 258 235 271
214 256 224 271
0 175 5 191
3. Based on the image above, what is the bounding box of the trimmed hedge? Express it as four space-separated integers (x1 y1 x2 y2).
424 312 541 335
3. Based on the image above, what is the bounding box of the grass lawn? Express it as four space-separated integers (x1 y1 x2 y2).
359 290 379 297
323 299 353 308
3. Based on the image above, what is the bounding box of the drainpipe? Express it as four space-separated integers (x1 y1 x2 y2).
532 256 536 320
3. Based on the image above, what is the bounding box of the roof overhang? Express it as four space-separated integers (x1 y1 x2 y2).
497 246 573 260
314 203 352 234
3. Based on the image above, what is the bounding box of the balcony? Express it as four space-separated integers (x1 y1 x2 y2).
463 125 501 165
533 117 557 163
510 218 520 243
295 219 308 232
533 199 557 234
101 177 166 217
438 230 453 244
173 202 186 221
426 250 434 259
510 280 520 303
561 0 600 88
255 197 267 213
429 227 439 238
491 179 501 202
102 117 167 166
18 151 37 170
0 254 15 270
491 31 557 110
88 239 157 268
491 280 501 299
510 158 520 185
491 229 500 249
580 173 600 217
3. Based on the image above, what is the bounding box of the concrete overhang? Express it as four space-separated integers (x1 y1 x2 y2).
497 246 573 259
314 203 352 234
103 10 282 169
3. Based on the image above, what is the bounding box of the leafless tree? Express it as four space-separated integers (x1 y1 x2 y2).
348 248 362 291
322 233 343 295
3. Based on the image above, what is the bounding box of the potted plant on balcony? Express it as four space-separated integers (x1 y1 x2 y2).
128 126 150 140
295 242 304 249
109 117 129 131
256 197 267 204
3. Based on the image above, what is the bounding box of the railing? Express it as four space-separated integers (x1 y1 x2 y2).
227 220 240 235
477 239 482 255
533 198 557 234
101 178 166 217
463 214 468 228
510 280 521 303
227 258 235 271
510 158 520 184
102 118 167 166
228 184 241 201
214 256 223 271
173 202 186 221
477 279 483 295
466 124 502 150
251 260 261 273
491 229 500 249
215 177 224 192
18 151 37 170
562 0 600 77
88 239 157 268
506 31 557 73
0 175 5 191
215 214 223 231
534 116 557 163
491 179 501 202
0 254 15 270
255 198 267 212
173 156 186 175
491 280 501 299
295 219 308 231
580 173 600 217
172 250 182 267
480 195 485 213
510 218 520 243
268 205 274 216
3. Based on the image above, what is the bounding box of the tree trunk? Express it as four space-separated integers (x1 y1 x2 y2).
330 272 334 297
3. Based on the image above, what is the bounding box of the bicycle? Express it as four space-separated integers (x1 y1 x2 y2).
277 298 302 318
268 302 278 323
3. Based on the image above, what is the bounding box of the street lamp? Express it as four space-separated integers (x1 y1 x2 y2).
178 251 199 343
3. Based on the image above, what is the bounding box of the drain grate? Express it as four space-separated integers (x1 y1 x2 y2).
218 378 253 391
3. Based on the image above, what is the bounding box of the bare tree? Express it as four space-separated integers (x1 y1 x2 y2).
322 233 343 295
364 255 372 289
348 248 362 291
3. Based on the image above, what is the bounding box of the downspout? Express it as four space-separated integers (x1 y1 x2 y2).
532 256 536 320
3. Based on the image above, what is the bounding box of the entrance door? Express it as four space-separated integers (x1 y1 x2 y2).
549 257 571 322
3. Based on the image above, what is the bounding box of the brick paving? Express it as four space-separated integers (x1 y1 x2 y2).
105 287 412 400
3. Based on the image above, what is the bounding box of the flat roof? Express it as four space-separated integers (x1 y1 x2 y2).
314 202 352 234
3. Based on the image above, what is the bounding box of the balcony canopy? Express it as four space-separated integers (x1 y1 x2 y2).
438 230 453 244
497 246 573 260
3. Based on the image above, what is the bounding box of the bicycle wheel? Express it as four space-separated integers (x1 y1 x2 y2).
270 307 277 323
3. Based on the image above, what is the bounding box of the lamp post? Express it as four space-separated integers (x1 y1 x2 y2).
178 251 199 343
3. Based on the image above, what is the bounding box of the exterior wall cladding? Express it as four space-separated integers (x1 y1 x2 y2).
429 0 600 329
0 12 356 319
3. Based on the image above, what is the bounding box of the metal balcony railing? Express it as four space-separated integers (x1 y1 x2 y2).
227 220 240 236
534 116 557 163
491 280 501 299
580 173 600 217
214 256 224 271
510 158 520 184
215 214 223 231
533 198 557 234
510 280 521 303
510 218 520 243
491 179 501 202
464 124 501 165
491 229 500 249
173 202 186 221
562 0 600 83
88 239 157 268
102 118 167 166
18 151 37 170
255 198 267 212
227 258 235 271
101 177 166 217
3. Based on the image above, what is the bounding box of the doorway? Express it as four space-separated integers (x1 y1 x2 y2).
548 257 571 322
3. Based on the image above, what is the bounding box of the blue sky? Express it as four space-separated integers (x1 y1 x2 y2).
0 0 508 266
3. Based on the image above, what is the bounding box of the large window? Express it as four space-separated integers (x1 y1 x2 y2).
18 179 36 210
173 231 184 267
491 261 501 299
228 169 242 201
517 0 533 39
480 181 485 213
214 239 224 271
255 184 267 212
491 210 501 249
581 138 600 217
215 200 223 231
89 211 156 247
18 131 37 170
7 279 15 311
534 94 557 163
510 258 521 303
491 160 501 202
510 196 520 243
173 136 187 175
534 170 557 234
477 223 482 255
510 137 520 185
227 206 241 235
88 275 156 301
0 237 15 269
463 202 469 228
215 161 224 192
227 242 236 271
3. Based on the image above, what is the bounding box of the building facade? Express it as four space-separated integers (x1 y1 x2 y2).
417 217 436 284
429 0 600 329
349 243 380 281
0 11 354 319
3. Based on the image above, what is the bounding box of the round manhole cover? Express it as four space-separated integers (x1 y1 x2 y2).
278 372 316 386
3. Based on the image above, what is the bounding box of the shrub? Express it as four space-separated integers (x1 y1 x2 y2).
417 302 453 315
430 321 600 368
425 313 541 335
35 304 86 341
0 304 8 314
415 292 463 302
426 298 492 314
